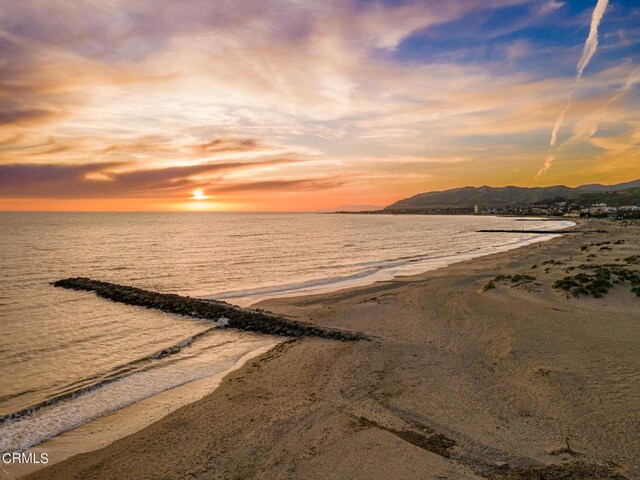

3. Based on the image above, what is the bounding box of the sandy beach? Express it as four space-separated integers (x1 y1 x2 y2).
23 219 640 480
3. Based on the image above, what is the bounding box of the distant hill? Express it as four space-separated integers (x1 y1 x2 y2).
572 187 640 207
576 179 640 192
385 180 640 210
332 204 383 212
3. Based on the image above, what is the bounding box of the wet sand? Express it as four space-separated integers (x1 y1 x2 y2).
22 219 640 479
2 344 278 480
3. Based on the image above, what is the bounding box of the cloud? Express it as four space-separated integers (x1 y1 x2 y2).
0 0 638 208
0 158 300 198
1 132 295 174
539 1 565 15
0 106 56 126
535 154 555 180
210 178 344 194
99 136 276 162
0 162 122 189
536 0 610 178
560 67 640 148
504 40 531 61
194 138 263 155
577 0 609 82
549 92 572 147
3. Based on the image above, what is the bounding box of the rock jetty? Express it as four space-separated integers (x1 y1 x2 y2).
53 277 366 341
477 229 568 234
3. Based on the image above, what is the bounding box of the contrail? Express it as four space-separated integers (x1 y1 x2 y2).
577 0 610 81
536 0 609 179
539 154 555 179
549 92 572 147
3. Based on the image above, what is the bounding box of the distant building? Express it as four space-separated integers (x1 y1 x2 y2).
473 204 479 214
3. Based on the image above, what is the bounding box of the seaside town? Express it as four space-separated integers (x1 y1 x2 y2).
483 202 640 218
342 201 640 218
337 181 640 218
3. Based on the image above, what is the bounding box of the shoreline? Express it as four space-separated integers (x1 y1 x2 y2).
209 217 576 307
6 219 576 478
3 218 573 477
0 220 577 460
1 343 278 480
18 218 640 479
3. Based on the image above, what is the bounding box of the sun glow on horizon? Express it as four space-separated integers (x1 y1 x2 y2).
191 189 208 201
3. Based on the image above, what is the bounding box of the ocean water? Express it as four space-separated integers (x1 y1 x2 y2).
0 212 573 452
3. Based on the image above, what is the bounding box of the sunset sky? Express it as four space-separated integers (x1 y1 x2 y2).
1 0 639 211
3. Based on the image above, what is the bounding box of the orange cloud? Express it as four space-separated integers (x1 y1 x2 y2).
0 158 303 198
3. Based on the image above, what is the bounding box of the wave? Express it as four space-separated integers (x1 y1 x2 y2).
0 327 219 427
205 221 574 305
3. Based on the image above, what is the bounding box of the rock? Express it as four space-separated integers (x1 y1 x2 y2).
52 277 367 341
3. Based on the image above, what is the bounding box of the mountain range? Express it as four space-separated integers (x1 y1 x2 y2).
385 180 640 210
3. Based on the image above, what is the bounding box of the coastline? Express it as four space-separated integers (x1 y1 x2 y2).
208 217 576 307
18 218 640 479
1 217 569 477
2 343 278 480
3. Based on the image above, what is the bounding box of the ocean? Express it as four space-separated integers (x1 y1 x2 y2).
0 212 573 453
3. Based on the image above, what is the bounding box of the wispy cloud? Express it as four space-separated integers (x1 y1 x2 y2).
539 1 565 15
212 177 344 194
549 92 572 147
560 67 640 148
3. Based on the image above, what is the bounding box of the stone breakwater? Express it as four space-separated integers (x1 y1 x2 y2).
476 229 570 234
52 278 367 341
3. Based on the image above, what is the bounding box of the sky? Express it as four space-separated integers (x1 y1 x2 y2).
0 0 639 211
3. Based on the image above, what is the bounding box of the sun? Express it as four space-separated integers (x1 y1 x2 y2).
191 189 207 200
